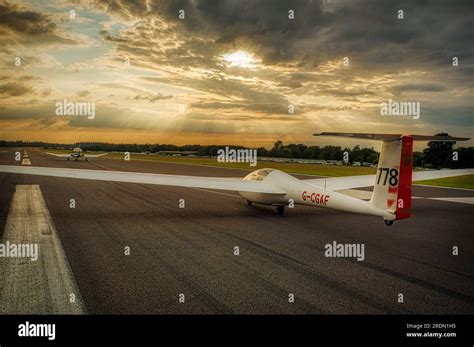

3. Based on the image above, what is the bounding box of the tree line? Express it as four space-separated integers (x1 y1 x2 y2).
1 134 472 169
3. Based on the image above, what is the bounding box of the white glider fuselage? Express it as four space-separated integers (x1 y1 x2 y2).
239 169 393 220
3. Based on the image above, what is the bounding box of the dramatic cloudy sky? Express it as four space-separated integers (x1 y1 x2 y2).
0 0 472 147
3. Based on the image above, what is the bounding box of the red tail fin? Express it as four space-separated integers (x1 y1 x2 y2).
396 136 413 220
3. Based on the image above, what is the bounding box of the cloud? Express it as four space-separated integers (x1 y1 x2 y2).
0 82 34 97
0 103 54 120
93 0 473 114
0 2 56 35
76 90 91 97
99 29 127 42
0 1 77 45
391 83 448 94
41 88 53 97
133 93 173 102
111 0 473 70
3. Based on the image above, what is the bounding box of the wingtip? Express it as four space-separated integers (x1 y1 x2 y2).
312 132 471 142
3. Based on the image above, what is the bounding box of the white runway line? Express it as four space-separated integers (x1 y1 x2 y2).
414 184 474 192
428 197 474 205
338 189 424 201
191 187 241 198
0 185 86 314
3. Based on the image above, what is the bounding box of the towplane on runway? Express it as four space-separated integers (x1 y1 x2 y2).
1 133 472 226
46 147 107 162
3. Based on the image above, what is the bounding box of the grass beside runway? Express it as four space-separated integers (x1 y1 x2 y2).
40 148 375 176
415 175 474 189
39 149 474 188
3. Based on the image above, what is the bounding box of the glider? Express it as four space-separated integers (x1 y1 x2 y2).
1 133 472 226
46 147 107 161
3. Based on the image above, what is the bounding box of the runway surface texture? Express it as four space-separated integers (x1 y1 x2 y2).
0 148 473 314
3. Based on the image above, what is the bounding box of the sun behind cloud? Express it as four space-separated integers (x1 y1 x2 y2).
221 50 258 68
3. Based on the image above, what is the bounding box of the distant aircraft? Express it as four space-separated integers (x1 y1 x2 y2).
2 133 472 226
45 147 107 161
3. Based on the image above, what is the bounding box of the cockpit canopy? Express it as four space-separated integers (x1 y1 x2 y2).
244 168 274 181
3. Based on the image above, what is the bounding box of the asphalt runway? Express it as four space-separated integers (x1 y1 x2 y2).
0 148 473 314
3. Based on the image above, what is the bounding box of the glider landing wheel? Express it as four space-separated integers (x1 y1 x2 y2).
384 220 394 226
67 158 69 161
276 205 285 215
247 200 253 206
75 158 78 161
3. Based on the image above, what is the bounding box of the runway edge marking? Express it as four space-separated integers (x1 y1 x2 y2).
0 185 86 314
428 197 474 205
414 183 474 192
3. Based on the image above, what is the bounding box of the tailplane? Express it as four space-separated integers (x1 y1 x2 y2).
370 136 413 222
313 132 470 225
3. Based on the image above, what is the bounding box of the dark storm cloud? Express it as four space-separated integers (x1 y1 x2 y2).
93 0 473 117
112 0 471 69
0 1 76 44
0 2 56 35
144 0 328 65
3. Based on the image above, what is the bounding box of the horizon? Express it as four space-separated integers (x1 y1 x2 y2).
1 135 471 153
